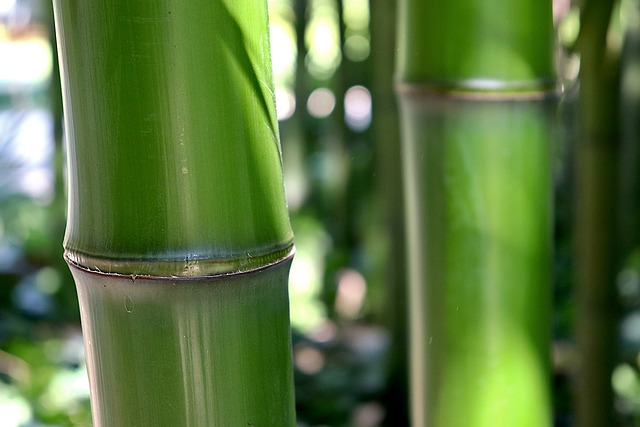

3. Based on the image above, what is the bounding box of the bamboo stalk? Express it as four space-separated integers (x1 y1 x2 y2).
396 0 556 425
574 0 621 425
370 0 409 423
53 0 296 424
70 259 294 426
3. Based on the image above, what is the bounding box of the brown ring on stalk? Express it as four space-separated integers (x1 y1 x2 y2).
395 79 560 101
64 244 296 280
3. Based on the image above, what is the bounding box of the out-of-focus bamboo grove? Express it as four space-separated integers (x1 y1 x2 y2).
0 0 639 425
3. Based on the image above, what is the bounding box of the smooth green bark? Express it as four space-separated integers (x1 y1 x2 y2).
53 0 296 425
55 0 293 275
399 98 553 426
70 259 295 426
396 0 555 425
396 0 554 91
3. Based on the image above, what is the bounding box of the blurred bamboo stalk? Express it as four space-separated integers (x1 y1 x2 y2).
574 0 621 425
395 0 556 425
370 0 409 423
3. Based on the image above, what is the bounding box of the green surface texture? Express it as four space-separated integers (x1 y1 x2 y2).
53 0 297 425
396 0 555 92
400 98 553 426
54 0 293 274
71 259 296 427
396 0 555 424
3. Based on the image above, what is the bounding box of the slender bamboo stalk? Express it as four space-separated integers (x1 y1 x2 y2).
53 0 296 425
619 3 640 257
396 0 556 425
370 0 409 423
574 0 621 425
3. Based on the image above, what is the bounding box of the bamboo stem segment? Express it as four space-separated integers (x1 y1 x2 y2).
54 0 293 272
70 256 296 426
53 0 296 424
396 0 555 93
399 97 553 426
574 0 621 425
396 0 555 425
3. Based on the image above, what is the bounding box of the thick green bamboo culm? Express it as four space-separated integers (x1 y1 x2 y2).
396 0 554 93
70 261 294 426
53 0 296 425
55 0 292 273
396 0 555 425
399 99 553 426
